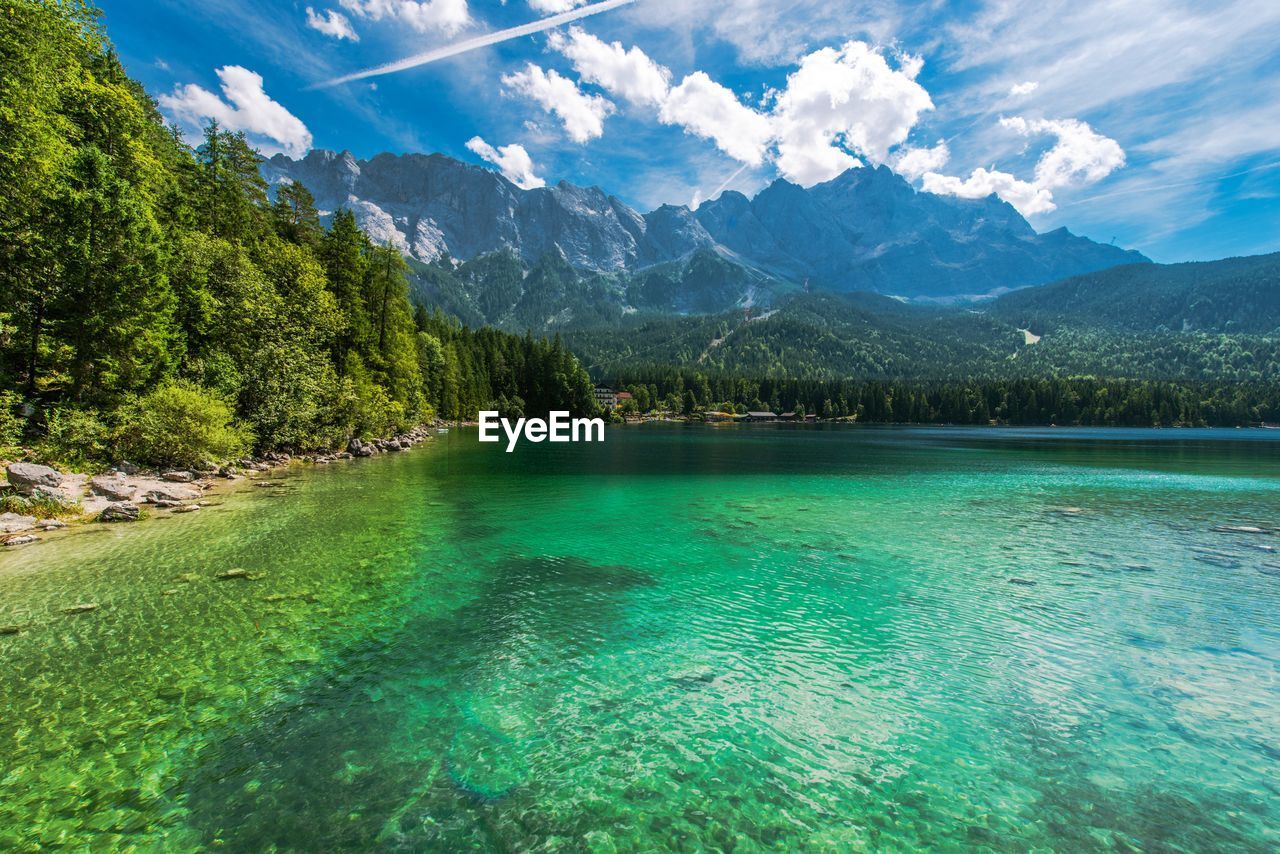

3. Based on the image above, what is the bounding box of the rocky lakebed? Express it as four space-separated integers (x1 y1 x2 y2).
0 427 436 548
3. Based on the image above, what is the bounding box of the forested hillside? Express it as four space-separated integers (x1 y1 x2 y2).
990 253 1280 334
0 0 595 467
565 290 1280 386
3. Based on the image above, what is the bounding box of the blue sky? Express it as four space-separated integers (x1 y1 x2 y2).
101 0 1280 263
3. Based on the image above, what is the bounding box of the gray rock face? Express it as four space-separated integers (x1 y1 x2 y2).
100 503 140 523
6 463 63 496
694 166 1148 298
263 150 713 273
89 475 137 502
0 513 36 534
262 151 1147 301
161 470 195 483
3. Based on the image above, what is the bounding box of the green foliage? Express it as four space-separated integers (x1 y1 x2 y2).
0 390 22 455
0 0 598 468
0 490 81 520
37 406 111 469
116 380 250 467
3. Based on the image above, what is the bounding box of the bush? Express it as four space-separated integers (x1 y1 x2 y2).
0 390 22 456
0 491 81 520
38 406 112 469
117 380 251 467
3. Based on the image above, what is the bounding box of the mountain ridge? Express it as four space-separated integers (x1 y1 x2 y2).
262 150 1147 302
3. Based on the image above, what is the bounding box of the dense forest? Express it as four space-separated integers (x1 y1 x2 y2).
602 366 1280 427
991 253 1280 334
0 0 595 468
565 286 1280 387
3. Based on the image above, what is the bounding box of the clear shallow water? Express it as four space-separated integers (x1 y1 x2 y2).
2 426 1279 851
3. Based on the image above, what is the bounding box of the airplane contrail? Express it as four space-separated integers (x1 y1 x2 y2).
313 0 638 89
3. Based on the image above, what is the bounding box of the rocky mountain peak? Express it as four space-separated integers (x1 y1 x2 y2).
262 150 1147 299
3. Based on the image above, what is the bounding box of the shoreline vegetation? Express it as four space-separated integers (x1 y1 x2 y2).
1 2 598 489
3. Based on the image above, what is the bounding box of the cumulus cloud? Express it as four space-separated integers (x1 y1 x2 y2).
545 35 935 185
466 136 545 189
306 7 359 40
891 141 950 180
548 26 670 106
922 116 1124 214
922 168 1053 215
1009 80 1039 96
502 63 614 143
659 73 774 165
159 66 313 157
339 0 469 36
1005 116 1125 188
771 42 934 185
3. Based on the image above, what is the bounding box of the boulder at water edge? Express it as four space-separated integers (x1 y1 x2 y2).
6 463 63 496
100 502 140 523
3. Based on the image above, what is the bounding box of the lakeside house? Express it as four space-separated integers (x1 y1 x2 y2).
615 391 634 406
745 411 779 422
593 387 617 410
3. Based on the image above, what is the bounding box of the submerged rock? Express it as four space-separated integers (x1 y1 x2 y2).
63 603 99 614
216 568 251 579
2 534 39 547
171 504 200 514
6 462 62 496
100 502 140 523
0 625 20 635
140 483 200 503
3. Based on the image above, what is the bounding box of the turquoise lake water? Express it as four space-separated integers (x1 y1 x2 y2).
1 425 1278 850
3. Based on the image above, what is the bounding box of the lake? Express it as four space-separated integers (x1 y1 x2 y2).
2 425 1278 850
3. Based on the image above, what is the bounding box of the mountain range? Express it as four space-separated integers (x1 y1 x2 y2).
261 151 1146 305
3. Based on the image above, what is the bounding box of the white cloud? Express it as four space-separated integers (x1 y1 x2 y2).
537 35 935 183
771 41 934 185
528 0 589 11
502 63 614 143
339 0 469 36
466 136 545 189
1009 80 1039 96
658 72 774 165
306 7 359 41
923 116 1124 215
891 141 950 180
548 26 671 107
158 66 313 158
922 168 1053 215
1004 116 1125 190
